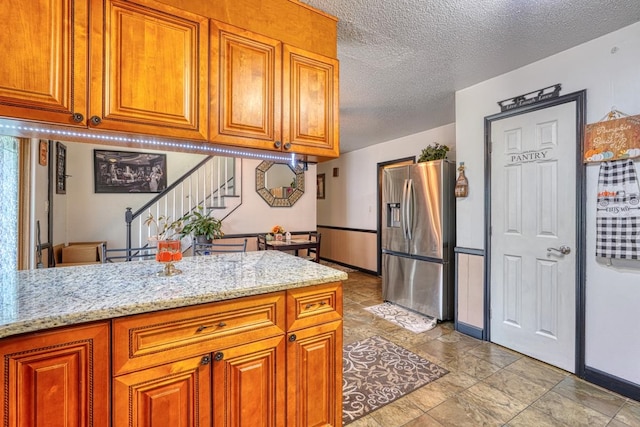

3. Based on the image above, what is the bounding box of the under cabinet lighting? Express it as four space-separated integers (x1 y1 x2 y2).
0 122 292 162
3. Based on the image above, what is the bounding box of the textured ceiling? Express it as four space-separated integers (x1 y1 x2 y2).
300 0 640 153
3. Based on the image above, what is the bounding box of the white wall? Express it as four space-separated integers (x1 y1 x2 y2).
455 22 640 384
219 160 316 236
317 124 456 230
47 142 316 252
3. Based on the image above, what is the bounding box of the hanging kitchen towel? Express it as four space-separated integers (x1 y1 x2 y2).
596 159 640 259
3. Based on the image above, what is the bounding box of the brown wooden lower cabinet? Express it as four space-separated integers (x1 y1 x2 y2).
113 354 212 427
1 282 343 426
286 320 343 427
0 321 110 427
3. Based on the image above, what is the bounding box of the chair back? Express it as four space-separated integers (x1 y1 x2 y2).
103 245 156 263
257 234 268 251
307 231 321 262
194 239 248 255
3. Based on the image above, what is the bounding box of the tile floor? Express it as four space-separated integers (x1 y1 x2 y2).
342 271 640 427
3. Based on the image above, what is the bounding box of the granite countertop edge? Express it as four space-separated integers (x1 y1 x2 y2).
0 251 348 339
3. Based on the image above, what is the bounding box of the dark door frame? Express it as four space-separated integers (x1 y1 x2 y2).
483 90 587 376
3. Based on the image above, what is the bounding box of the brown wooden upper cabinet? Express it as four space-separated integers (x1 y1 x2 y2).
0 0 209 141
89 0 209 140
0 0 88 126
211 20 339 158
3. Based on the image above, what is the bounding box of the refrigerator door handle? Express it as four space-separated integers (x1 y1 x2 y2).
406 179 414 240
401 179 409 240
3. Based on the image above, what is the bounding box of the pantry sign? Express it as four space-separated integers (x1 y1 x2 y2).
584 114 640 163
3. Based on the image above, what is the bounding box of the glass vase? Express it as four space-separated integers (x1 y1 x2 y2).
156 239 183 276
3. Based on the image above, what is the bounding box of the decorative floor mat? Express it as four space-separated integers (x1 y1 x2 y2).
364 301 437 333
343 335 448 425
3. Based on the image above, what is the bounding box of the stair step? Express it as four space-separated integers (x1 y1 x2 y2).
221 194 240 198
208 205 227 210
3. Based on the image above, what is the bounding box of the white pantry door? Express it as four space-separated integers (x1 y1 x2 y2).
490 102 576 372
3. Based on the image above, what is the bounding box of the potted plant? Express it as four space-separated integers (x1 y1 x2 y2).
180 206 224 243
418 143 449 162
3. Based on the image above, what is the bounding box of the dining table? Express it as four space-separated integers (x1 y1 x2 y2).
265 238 318 258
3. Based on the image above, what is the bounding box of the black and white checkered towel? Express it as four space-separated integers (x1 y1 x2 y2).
596 160 640 259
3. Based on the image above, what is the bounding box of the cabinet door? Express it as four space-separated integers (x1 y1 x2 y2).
113 355 212 427
0 322 109 427
283 45 339 158
286 320 343 427
213 336 286 427
89 0 208 140
210 20 282 151
0 0 88 126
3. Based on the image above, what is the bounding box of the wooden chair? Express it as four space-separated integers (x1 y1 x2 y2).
194 239 247 255
257 234 268 251
103 245 156 263
302 232 321 263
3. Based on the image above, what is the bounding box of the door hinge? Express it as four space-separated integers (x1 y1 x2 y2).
489 141 493 154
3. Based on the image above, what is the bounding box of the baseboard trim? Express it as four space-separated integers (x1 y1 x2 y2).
583 366 640 401
321 257 378 276
455 321 484 340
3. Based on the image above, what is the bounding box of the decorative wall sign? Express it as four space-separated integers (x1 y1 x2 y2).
317 173 325 199
56 142 66 194
94 149 167 193
497 84 561 112
584 113 640 163
506 149 551 164
38 140 48 166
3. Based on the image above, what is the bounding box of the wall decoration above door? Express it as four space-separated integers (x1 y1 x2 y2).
584 111 640 163
56 142 67 194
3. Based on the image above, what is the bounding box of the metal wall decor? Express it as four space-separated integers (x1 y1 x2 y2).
56 141 67 194
497 84 561 112
255 161 305 207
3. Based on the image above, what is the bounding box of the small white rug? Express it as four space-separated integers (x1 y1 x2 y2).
364 302 437 333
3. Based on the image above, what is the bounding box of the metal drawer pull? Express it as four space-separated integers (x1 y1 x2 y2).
305 301 328 310
214 352 224 361
547 245 571 255
196 322 227 332
201 355 211 365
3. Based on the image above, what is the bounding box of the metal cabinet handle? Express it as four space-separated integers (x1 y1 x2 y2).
201 355 211 365
547 245 571 255
283 142 291 150
90 115 102 126
196 322 226 333
71 112 84 123
289 334 297 342
214 352 224 361
274 141 282 149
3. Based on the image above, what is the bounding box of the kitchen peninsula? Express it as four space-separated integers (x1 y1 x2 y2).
1 251 346 426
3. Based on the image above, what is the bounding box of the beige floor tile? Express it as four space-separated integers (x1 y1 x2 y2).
368 395 424 427
427 395 504 426
532 391 611 426
462 382 528 423
504 356 569 390
613 401 640 426
482 368 549 405
436 353 502 380
505 407 569 427
552 376 627 417
466 342 522 368
404 372 478 411
400 413 445 427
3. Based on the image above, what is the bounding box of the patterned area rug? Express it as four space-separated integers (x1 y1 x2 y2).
364 302 437 333
343 335 448 425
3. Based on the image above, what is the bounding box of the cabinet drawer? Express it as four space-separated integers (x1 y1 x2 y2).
113 292 285 375
286 282 342 331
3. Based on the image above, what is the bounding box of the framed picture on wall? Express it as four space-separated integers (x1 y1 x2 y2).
56 141 66 194
93 149 167 193
39 140 48 166
317 173 325 199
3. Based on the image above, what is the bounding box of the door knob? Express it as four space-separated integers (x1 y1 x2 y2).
547 245 571 255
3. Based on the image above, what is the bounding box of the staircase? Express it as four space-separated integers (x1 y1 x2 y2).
125 156 242 252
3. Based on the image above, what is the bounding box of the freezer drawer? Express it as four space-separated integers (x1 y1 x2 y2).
382 254 452 320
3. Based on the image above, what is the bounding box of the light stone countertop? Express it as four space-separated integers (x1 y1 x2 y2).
0 251 348 339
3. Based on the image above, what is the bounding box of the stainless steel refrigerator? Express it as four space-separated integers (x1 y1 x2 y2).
381 160 455 320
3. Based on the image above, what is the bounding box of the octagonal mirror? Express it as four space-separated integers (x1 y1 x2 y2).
255 161 305 207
